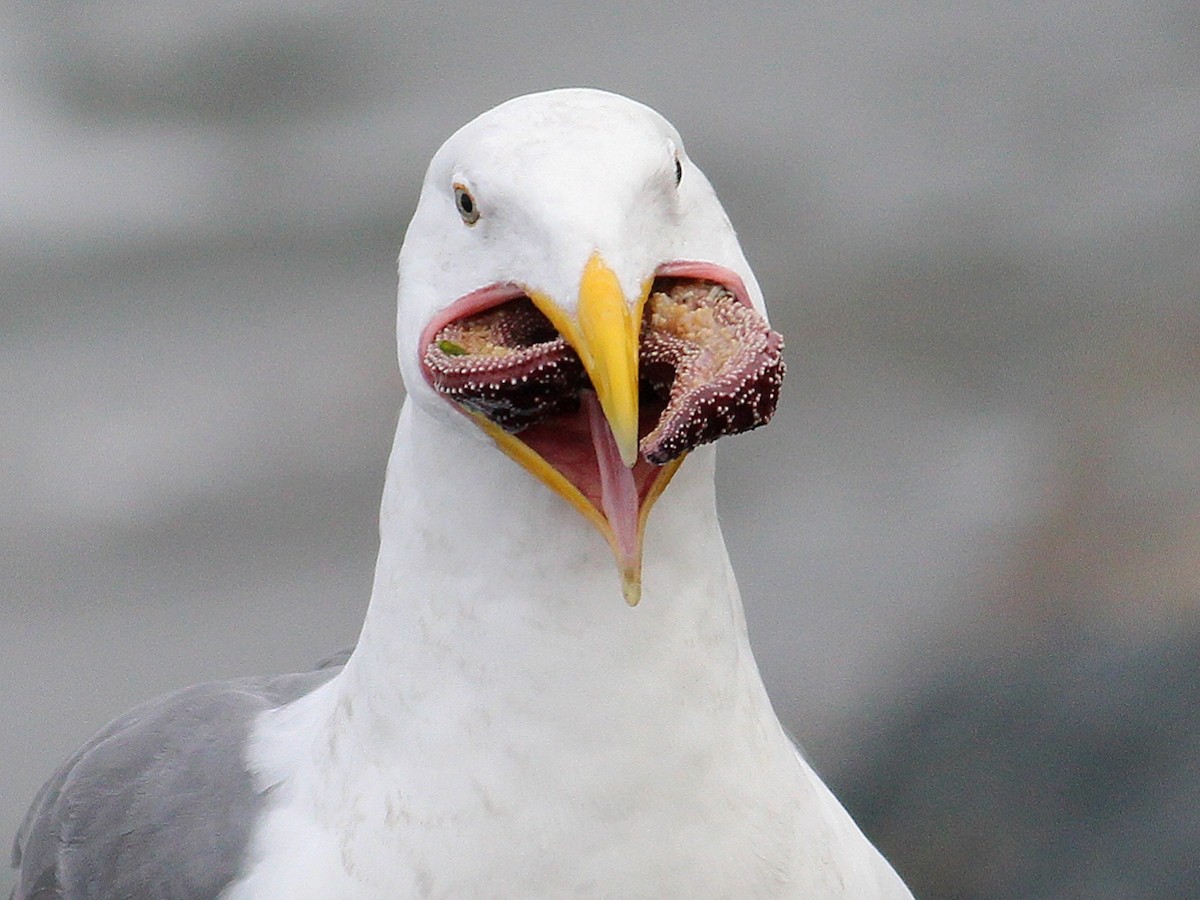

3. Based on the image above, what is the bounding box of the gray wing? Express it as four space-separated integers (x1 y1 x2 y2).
11 655 349 900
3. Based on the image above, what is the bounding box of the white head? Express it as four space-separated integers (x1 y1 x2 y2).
397 88 764 406
393 89 782 604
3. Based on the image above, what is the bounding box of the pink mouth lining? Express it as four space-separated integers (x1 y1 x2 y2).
584 391 640 566
418 260 780 550
417 261 756 378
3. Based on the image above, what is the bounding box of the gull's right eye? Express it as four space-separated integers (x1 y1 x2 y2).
454 183 480 225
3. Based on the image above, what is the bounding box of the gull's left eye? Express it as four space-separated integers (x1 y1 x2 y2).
454 183 480 225
674 155 683 187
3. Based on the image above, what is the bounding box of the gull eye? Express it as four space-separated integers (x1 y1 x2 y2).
674 155 683 187
454 183 479 225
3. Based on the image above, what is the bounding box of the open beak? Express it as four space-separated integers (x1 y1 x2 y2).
520 252 653 604
422 254 784 607
527 252 647 469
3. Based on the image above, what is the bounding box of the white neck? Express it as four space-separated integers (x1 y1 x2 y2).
343 400 770 745
234 400 907 898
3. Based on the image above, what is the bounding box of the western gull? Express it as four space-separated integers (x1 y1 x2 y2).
12 89 913 898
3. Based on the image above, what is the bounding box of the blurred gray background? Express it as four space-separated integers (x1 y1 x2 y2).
3 3 1198 897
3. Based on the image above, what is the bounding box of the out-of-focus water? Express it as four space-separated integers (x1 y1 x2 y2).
4 3 1198 896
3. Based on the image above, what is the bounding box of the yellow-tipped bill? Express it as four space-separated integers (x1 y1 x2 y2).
429 253 787 606
529 252 646 468
423 253 785 606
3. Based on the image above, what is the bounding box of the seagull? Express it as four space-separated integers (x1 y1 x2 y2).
13 89 913 899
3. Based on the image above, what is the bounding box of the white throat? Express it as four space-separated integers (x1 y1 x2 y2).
350 399 756 725
227 400 901 898
334 401 795 794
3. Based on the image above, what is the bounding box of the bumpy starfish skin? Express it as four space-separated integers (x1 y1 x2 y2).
424 281 785 460
638 282 785 464
423 299 586 431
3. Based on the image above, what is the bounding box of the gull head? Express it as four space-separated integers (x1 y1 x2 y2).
396 88 785 604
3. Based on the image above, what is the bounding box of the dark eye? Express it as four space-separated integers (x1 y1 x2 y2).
454 183 479 225
674 156 683 187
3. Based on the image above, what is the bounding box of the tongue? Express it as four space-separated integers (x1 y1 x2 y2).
583 391 642 605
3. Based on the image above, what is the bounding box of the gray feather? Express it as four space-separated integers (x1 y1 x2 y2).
11 657 348 900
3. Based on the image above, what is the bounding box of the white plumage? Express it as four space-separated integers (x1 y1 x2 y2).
14 88 913 899
226 89 912 898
